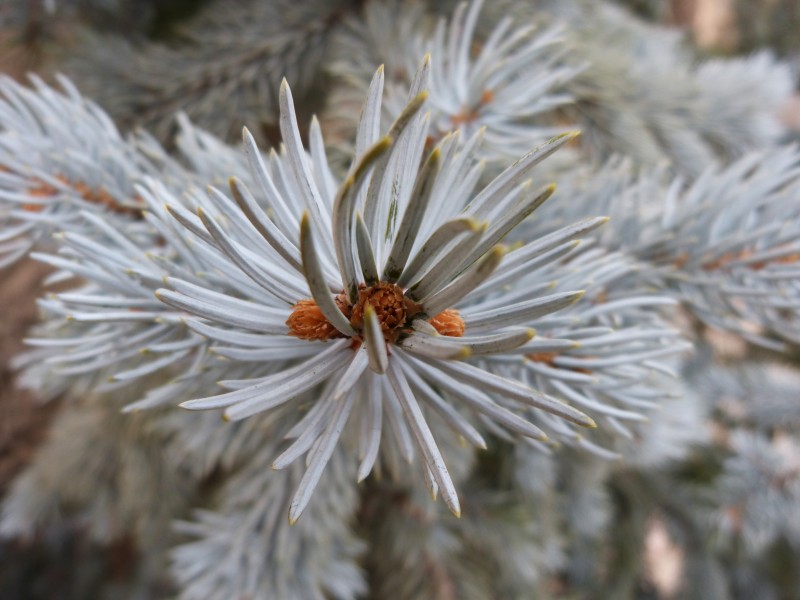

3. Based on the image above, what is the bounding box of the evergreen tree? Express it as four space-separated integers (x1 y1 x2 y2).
1 1 799 598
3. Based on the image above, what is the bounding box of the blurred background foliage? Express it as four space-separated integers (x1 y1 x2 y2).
1 1 800 599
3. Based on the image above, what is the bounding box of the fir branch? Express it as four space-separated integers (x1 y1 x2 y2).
171 434 365 600
65 0 361 145
0 396 194 566
326 0 582 163
532 146 800 350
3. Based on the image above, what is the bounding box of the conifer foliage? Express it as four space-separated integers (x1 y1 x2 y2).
1 1 799 598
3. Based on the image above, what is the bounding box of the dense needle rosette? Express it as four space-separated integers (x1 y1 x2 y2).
330 0 580 162
147 59 687 522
